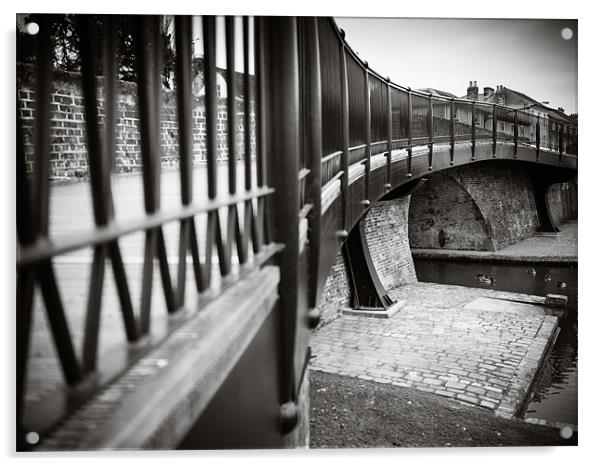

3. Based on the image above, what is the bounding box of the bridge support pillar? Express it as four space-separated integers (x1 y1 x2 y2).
344 217 396 310
533 178 560 233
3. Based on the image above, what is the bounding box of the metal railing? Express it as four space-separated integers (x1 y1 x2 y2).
17 15 275 444
16 14 578 447
317 18 578 186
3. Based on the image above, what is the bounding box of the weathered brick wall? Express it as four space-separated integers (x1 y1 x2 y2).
17 62 255 180
316 250 352 327
409 163 540 251
452 164 539 249
364 197 417 288
409 173 495 251
548 177 578 226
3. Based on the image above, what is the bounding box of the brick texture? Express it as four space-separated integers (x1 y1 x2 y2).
408 172 494 251
364 197 417 289
316 250 352 327
409 163 541 251
17 62 255 181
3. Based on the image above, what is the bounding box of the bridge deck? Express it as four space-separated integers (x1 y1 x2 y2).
310 282 559 418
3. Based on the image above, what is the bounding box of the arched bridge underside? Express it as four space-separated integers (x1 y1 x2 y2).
16 16 577 450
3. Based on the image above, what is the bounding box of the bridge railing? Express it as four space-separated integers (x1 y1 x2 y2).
317 17 577 187
16 15 278 447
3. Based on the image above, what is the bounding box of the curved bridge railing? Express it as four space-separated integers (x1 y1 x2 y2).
16 15 577 449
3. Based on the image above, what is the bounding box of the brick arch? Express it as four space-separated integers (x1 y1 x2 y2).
408 171 496 251
409 162 543 251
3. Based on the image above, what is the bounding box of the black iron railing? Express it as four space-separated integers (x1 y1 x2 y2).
17 15 275 443
16 14 577 448
316 18 578 186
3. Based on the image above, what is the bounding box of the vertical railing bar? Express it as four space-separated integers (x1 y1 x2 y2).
407 89 413 175
16 115 35 417
385 79 392 188
492 104 497 157
536 115 541 161
108 241 138 341
78 16 111 372
262 17 302 432
363 67 371 199
189 220 206 291
241 16 254 261
82 245 107 372
226 16 237 197
243 16 252 193
225 15 242 270
157 228 177 312
449 98 455 165
175 16 194 206
514 109 519 157
16 269 34 418
174 15 195 305
301 17 322 318
134 16 161 215
427 94 434 170
558 123 564 163
139 229 157 335
339 43 350 233
254 16 266 247
203 16 217 200
471 101 476 161
30 17 83 385
38 260 83 384
102 16 138 340
32 16 52 237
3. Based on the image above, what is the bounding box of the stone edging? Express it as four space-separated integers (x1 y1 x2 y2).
495 316 559 419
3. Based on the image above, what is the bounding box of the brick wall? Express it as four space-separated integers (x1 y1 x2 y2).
409 163 540 251
408 172 494 251
548 177 578 226
316 250 352 327
364 197 417 288
17 62 255 181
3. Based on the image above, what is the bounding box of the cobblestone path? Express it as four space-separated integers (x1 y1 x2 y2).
310 282 558 418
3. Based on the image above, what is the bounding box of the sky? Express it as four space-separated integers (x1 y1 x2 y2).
335 17 578 115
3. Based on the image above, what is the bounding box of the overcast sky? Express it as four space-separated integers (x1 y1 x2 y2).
334 17 577 114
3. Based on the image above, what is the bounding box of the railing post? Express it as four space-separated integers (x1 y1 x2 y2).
492 104 497 158
449 98 455 165
363 65 371 203
385 79 392 190
339 40 349 236
407 88 413 176
559 123 564 164
427 94 434 170
260 16 303 434
536 115 541 161
300 17 323 329
514 108 519 157
471 101 476 161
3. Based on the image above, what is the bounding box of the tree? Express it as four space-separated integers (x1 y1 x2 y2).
17 14 176 89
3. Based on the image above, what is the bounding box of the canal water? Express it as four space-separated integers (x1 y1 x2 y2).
414 258 578 426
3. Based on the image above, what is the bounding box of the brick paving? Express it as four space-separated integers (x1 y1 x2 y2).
310 282 558 418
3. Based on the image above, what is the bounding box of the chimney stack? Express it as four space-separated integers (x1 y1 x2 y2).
494 85 505 105
467 80 479 100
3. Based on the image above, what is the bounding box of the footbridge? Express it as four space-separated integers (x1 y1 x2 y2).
16 16 577 449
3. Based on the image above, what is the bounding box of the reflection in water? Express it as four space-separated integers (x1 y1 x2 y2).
414 259 578 425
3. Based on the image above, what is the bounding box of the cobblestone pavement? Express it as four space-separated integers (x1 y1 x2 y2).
310 282 558 418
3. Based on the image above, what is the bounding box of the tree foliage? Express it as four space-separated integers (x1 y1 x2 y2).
17 14 176 89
